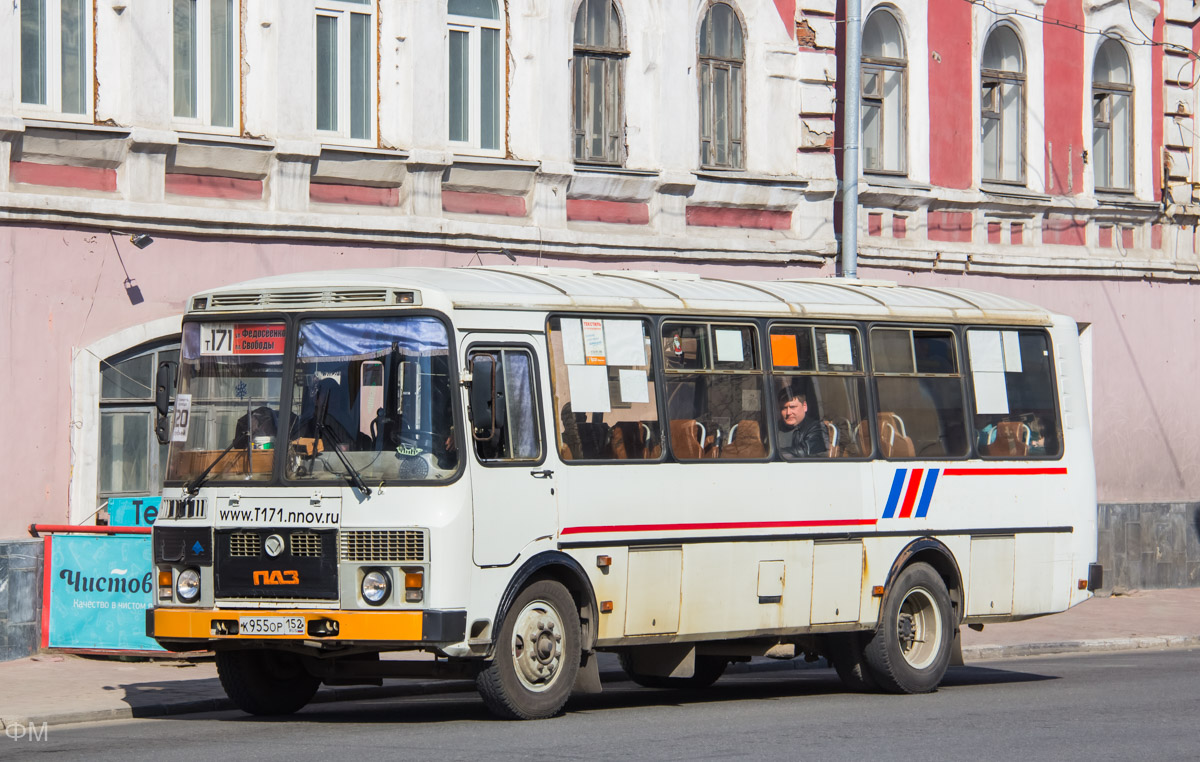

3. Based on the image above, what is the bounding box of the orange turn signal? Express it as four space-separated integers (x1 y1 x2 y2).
600 600 614 613
596 555 612 568
158 570 173 587
404 571 424 589
1078 579 1088 590
872 586 885 597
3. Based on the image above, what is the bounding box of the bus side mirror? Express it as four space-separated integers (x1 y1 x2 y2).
468 354 497 438
154 360 177 445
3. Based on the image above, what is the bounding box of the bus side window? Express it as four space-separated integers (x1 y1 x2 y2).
870 327 969 459
966 329 1061 458
546 317 661 462
468 348 543 463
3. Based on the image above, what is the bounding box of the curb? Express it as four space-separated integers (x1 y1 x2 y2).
6 637 1198 729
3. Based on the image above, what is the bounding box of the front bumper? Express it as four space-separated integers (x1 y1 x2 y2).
147 607 466 646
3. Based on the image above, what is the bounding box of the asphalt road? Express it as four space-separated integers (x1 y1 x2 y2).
12 649 1200 761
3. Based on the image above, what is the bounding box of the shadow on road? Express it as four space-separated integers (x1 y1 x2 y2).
168 663 1057 725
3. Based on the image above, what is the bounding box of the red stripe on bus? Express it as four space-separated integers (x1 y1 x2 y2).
560 518 878 536
942 467 1068 476
898 468 924 518
40 536 52 649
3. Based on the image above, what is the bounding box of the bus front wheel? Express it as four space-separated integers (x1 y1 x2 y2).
864 562 954 694
215 649 320 716
476 580 581 720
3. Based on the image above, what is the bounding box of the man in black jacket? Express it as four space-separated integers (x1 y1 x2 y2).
777 387 829 459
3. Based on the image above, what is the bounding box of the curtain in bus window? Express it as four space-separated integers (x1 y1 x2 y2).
503 352 538 459
297 317 448 359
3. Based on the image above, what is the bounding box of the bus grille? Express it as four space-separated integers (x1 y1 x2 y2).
229 532 262 557
289 531 323 558
339 530 427 562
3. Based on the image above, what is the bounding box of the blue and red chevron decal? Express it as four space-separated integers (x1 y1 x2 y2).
882 468 940 519
882 466 1068 519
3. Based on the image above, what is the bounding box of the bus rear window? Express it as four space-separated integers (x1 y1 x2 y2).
966 329 1062 458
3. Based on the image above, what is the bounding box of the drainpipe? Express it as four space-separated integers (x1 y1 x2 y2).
840 0 862 279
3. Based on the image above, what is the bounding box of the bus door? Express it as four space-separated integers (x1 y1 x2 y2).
463 338 557 566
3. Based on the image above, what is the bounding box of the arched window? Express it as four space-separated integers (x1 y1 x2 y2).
980 25 1025 184
448 0 503 151
861 7 906 174
98 341 179 505
1093 38 1133 191
572 0 627 164
699 2 744 169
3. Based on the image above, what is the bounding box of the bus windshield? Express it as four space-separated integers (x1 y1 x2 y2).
166 321 288 485
285 316 458 484
165 316 458 487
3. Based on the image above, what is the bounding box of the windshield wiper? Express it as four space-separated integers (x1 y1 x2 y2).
184 435 242 496
314 386 373 497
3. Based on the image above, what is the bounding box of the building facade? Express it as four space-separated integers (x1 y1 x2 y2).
0 0 1197 656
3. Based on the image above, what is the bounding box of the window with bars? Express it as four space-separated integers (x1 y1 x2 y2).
448 0 504 152
698 2 744 169
172 0 239 130
980 25 1025 185
19 0 90 118
572 0 627 165
861 7 906 175
1092 39 1133 192
315 0 375 143
98 342 180 503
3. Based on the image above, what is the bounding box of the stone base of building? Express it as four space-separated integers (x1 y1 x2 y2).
0 540 43 662
1097 502 1200 591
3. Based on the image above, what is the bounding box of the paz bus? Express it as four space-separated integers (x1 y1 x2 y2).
146 266 1101 720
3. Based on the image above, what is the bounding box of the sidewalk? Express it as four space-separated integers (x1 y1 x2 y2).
2 587 1197 730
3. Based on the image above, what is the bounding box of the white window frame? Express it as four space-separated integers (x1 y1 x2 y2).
447 6 504 156
171 0 241 135
15 0 93 122
315 0 377 146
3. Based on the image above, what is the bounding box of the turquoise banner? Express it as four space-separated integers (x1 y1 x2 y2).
108 497 160 527
46 535 165 652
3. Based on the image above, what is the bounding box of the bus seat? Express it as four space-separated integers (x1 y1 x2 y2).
878 412 915 458
670 419 706 459
823 420 841 458
723 419 765 459
576 422 611 459
610 421 642 459
855 419 871 456
985 421 1031 457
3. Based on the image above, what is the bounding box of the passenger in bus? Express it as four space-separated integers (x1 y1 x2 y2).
777 386 829 458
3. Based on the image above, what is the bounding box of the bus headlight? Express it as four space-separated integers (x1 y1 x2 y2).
361 569 391 606
176 568 201 603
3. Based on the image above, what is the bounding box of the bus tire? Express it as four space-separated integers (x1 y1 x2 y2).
215 649 320 716
476 580 581 720
825 632 878 692
617 652 727 690
864 562 954 694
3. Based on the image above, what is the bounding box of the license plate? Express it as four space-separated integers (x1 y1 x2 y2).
238 616 305 636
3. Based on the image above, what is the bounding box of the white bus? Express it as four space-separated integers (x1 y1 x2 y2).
147 266 1100 720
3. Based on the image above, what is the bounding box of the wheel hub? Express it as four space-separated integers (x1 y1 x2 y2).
512 603 563 691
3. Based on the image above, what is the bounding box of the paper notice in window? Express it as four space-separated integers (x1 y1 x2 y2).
825 332 853 366
973 371 1009 414
171 394 192 442
770 334 799 368
560 318 585 365
582 319 607 365
567 365 611 413
618 369 649 403
604 320 647 366
968 330 1005 372
715 329 745 363
1002 331 1023 373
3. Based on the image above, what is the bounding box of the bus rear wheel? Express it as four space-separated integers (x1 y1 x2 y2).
617 652 728 690
864 562 954 694
215 649 320 716
476 580 581 720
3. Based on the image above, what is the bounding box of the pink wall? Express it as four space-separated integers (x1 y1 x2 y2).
927 0 973 189
2 223 1197 538
1043 0 1085 196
